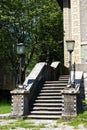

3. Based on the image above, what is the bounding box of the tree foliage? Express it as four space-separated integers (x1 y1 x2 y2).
0 0 63 72
36 0 63 64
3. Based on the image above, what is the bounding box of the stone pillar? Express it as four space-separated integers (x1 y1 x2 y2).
10 88 29 118
62 87 79 119
83 73 87 100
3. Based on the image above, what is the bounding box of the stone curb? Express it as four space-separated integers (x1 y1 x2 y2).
0 113 11 119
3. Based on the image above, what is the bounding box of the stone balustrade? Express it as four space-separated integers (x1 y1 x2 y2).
10 61 69 118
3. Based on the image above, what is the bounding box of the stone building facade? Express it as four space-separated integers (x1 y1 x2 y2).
61 0 87 67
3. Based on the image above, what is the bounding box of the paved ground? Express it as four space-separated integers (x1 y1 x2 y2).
0 113 87 130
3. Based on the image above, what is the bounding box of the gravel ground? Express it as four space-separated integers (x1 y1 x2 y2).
0 114 87 130
0 119 87 130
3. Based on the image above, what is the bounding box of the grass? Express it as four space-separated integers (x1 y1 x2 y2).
0 125 10 130
53 111 87 129
67 111 87 128
0 119 46 130
0 100 11 114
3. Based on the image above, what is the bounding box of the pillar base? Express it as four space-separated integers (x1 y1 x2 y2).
62 87 79 119
10 88 29 117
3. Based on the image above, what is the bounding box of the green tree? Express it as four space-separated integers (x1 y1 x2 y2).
25 0 63 64
35 0 63 64
0 0 35 71
0 0 63 79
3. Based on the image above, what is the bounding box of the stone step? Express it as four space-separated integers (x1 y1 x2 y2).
40 89 62 93
31 106 62 111
33 102 62 107
38 92 62 96
59 75 69 77
28 114 61 119
59 79 69 82
42 86 65 90
59 75 69 78
44 83 67 86
37 96 62 99
35 99 62 103
28 75 69 120
45 81 68 84
59 77 69 80
30 111 62 115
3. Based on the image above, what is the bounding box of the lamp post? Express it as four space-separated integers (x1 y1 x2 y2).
17 43 25 87
66 40 75 86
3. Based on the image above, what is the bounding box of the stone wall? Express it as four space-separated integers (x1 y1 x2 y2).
63 0 81 66
80 0 87 42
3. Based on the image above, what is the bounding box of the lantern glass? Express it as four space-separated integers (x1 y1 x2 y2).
17 43 25 55
66 40 75 52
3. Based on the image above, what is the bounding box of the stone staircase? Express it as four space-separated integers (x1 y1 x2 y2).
28 75 69 119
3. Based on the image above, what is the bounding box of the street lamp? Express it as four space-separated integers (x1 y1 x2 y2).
17 43 25 87
66 40 75 86
17 43 25 56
